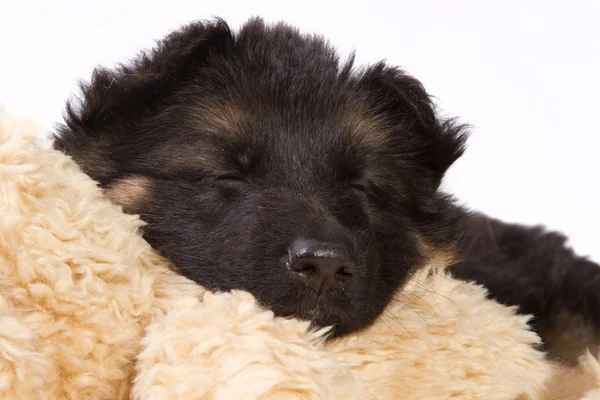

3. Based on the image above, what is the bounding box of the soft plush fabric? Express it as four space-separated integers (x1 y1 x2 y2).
0 106 598 399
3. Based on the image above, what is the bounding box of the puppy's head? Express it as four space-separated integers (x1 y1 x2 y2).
53 18 469 337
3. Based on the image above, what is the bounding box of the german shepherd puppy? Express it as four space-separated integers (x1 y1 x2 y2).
52 17 599 361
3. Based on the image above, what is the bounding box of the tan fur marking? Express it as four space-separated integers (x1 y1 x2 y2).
540 309 600 364
415 234 458 271
344 102 391 148
193 102 249 134
104 175 151 212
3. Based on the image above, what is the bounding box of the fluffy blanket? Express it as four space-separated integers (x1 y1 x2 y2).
1 107 599 399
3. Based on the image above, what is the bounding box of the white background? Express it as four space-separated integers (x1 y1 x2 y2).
1 0 598 262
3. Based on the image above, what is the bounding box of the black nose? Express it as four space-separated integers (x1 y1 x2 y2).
288 238 356 295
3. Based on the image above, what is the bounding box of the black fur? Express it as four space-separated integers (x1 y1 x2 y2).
53 17 468 338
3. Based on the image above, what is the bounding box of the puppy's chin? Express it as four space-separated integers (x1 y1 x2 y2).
268 290 375 339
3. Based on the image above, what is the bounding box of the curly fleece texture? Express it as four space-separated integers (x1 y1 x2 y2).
0 106 598 399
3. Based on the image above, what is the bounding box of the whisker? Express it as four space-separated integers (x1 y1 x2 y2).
389 293 435 322
395 288 441 316
403 280 462 314
363 301 398 337
382 309 416 340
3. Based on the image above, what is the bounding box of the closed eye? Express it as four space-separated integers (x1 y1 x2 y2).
216 174 246 183
350 182 369 194
350 180 383 202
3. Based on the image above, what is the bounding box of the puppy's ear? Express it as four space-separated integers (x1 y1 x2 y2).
359 63 469 187
53 19 233 185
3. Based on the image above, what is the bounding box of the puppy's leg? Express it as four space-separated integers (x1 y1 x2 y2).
449 213 600 364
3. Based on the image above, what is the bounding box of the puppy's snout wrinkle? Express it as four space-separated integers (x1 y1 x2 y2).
288 238 356 295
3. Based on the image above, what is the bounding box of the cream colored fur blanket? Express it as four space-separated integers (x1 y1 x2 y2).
0 107 599 399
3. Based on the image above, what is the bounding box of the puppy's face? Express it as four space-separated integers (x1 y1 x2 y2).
54 18 468 337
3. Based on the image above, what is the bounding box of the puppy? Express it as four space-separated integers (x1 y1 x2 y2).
52 17 599 358
52 17 468 338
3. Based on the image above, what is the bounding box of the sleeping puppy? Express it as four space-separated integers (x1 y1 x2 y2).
52 17 599 360
53 17 468 338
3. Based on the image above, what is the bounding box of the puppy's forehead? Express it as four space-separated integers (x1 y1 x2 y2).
156 94 396 174
190 96 392 146
192 100 250 135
